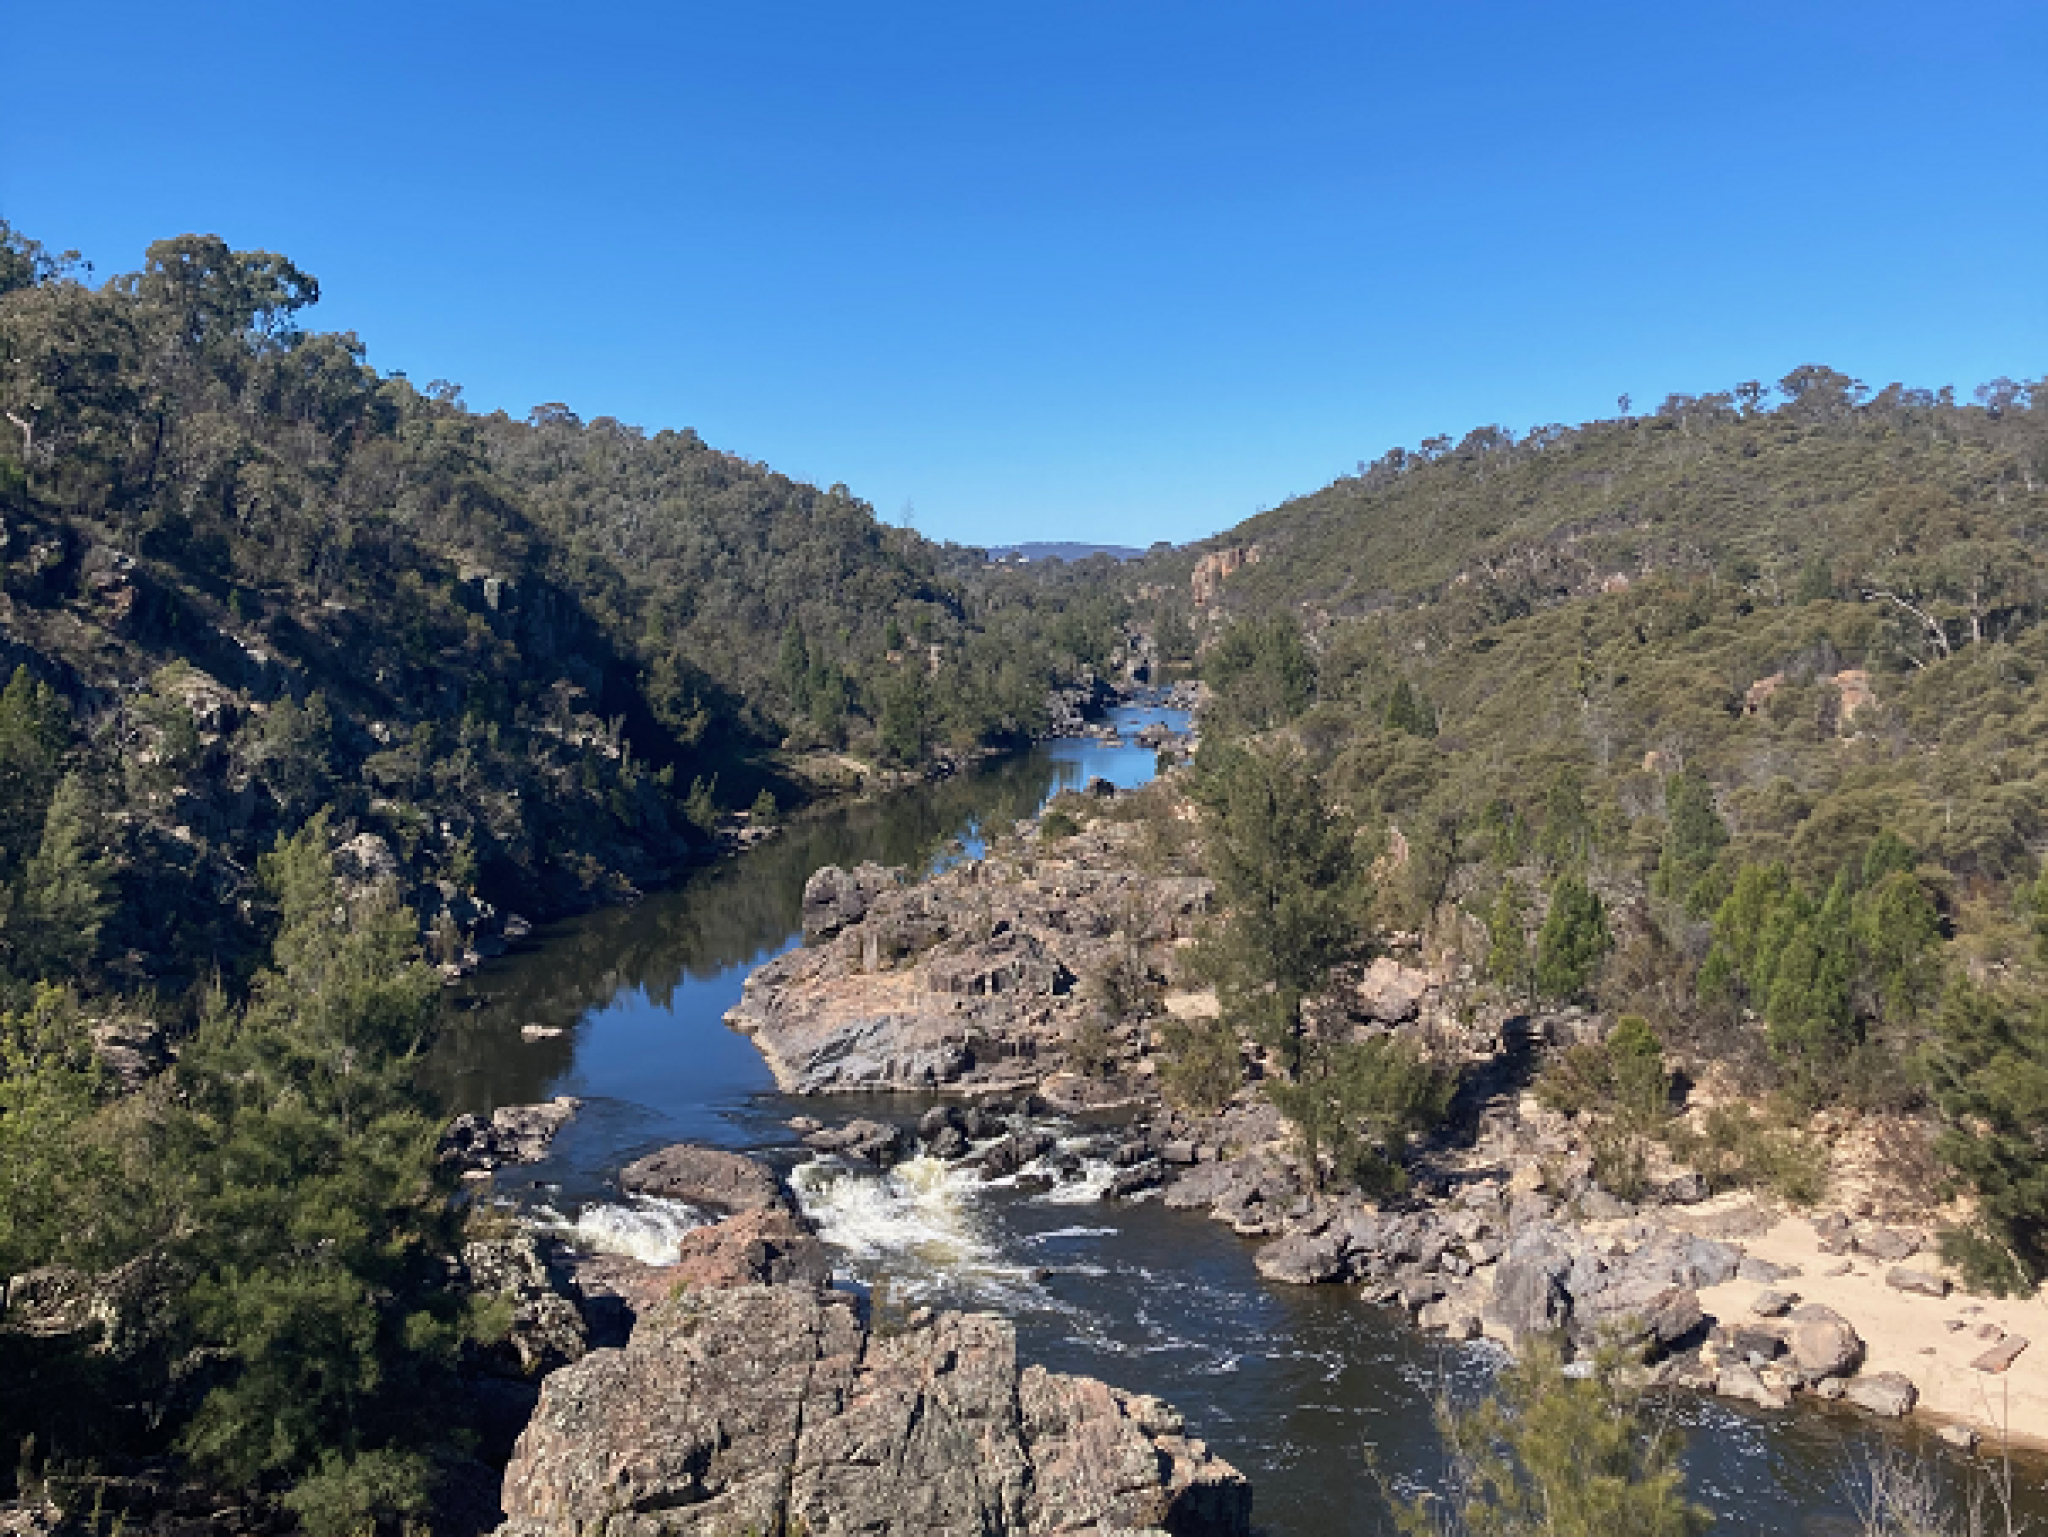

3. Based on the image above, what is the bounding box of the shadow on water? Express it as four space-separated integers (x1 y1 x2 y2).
417 709 2048 1537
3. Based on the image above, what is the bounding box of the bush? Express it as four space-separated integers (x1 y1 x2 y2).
1158 1016 1242 1113
1664 1103 1826 1206
1039 808 1080 841
1265 1035 1452 1193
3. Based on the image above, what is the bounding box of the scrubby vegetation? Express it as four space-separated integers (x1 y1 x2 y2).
1146 368 2048 1296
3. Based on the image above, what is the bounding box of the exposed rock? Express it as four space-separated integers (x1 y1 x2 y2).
1486 1230 1574 1344
1972 1334 2029 1374
1717 1363 1791 1411
1886 1268 1949 1299
1254 1228 1349 1286
442 1098 583 1170
1787 1306 1865 1379
618 1144 794 1214
803 1118 909 1166
1659 1172 1708 1205
671 1210 833 1291
1750 1290 1797 1318
1842 1372 1918 1418
800 862 901 943
1939 1423 1980 1452
1738 1255 1800 1284
1854 1227 1924 1262
1190 544 1260 607
89 1017 172 1090
464 1234 591 1376
1356 957 1432 1024
498 1285 1251 1537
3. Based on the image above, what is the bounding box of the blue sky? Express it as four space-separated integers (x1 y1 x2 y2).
9 2 2043 547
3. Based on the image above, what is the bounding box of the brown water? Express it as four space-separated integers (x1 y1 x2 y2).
422 709 2048 1536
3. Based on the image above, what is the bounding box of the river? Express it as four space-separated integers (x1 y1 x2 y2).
422 705 2037 1536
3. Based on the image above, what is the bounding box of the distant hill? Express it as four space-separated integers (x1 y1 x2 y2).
986 541 1147 564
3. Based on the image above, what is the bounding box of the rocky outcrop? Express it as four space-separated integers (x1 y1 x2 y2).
497 1285 1251 1537
464 1234 592 1377
1190 545 1259 607
618 1144 795 1214
728 834 1211 1096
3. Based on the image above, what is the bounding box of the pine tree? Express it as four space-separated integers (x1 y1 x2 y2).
1191 743 1357 1076
1651 772 1727 917
1536 874 1611 1002
1389 1336 1710 1537
1925 980 2048 1293
0 666 68 881
9 772 109 981
1484 879 1533 1006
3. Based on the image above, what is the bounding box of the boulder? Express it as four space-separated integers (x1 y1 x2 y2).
1972 1334 2029 1374
1842 1372 1919 1418
89 1018 172 1090
1659 1171 1709 1205
672 1211 833 1291
618 1144 795 1214
804 1119 910 1165
1357 957 1431 1024
1750 1290 1797 1318
1254 1229 1349 1286
1788 1306 1865 1379
1717 1363 1791 1411
498 1286 1251 1537
1854 1227 1924 1262
1486 1231 1574 1344
439 1097 582 1170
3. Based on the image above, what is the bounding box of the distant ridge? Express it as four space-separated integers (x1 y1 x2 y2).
986 541 1146 563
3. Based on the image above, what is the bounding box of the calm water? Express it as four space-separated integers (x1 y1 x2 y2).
422 707 2043 1536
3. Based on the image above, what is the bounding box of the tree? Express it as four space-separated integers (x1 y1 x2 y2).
1267 1035 1450 1192
7 772 110 981
1191 743 1357 1075
1202 615 1315 732
1484 879 1534 1006
167 818 488 1532
0 666 68 881
1387 1337 1709 1537
1536 768 1593 872
0 985 111 1283
1925 980 2048 1294
1536 875 1610 1002
1651 773 1726 917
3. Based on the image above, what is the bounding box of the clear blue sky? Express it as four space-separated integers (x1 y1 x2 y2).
7 2 2043 548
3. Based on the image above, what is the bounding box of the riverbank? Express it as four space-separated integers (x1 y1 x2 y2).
716 778 2048 1457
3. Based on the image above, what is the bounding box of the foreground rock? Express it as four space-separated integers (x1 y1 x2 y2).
498 1285 1251 1537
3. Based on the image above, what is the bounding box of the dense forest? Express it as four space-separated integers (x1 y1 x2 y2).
0 223 1125 997
1144 369 2048 1299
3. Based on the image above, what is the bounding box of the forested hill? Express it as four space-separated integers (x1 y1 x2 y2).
1146 371 2045 627
0 225 1122 994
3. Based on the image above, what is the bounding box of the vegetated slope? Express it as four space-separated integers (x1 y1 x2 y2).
0 226 1120 996
1149 369 2042 626
1167 369 2048 1296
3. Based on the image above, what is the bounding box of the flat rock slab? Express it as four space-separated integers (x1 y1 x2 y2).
1972 1335 2030 1374
1842 1371 1919 1418
618 1144 794 1214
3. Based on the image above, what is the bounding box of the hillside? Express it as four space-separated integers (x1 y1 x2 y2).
1140 368 2048 1310
0 225 1122 996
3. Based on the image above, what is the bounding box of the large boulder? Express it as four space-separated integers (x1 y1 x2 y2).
619 1145 794 1213
1787 1305 1865 1379
1356 957 1432 1024
498 1285 1252 1537
1486 1230 1575 1345
1843 1372 1919 1418
1254 1228 1349 1286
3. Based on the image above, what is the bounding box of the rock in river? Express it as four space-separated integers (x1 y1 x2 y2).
498 1284 1252 1537
618 1143 796 1214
